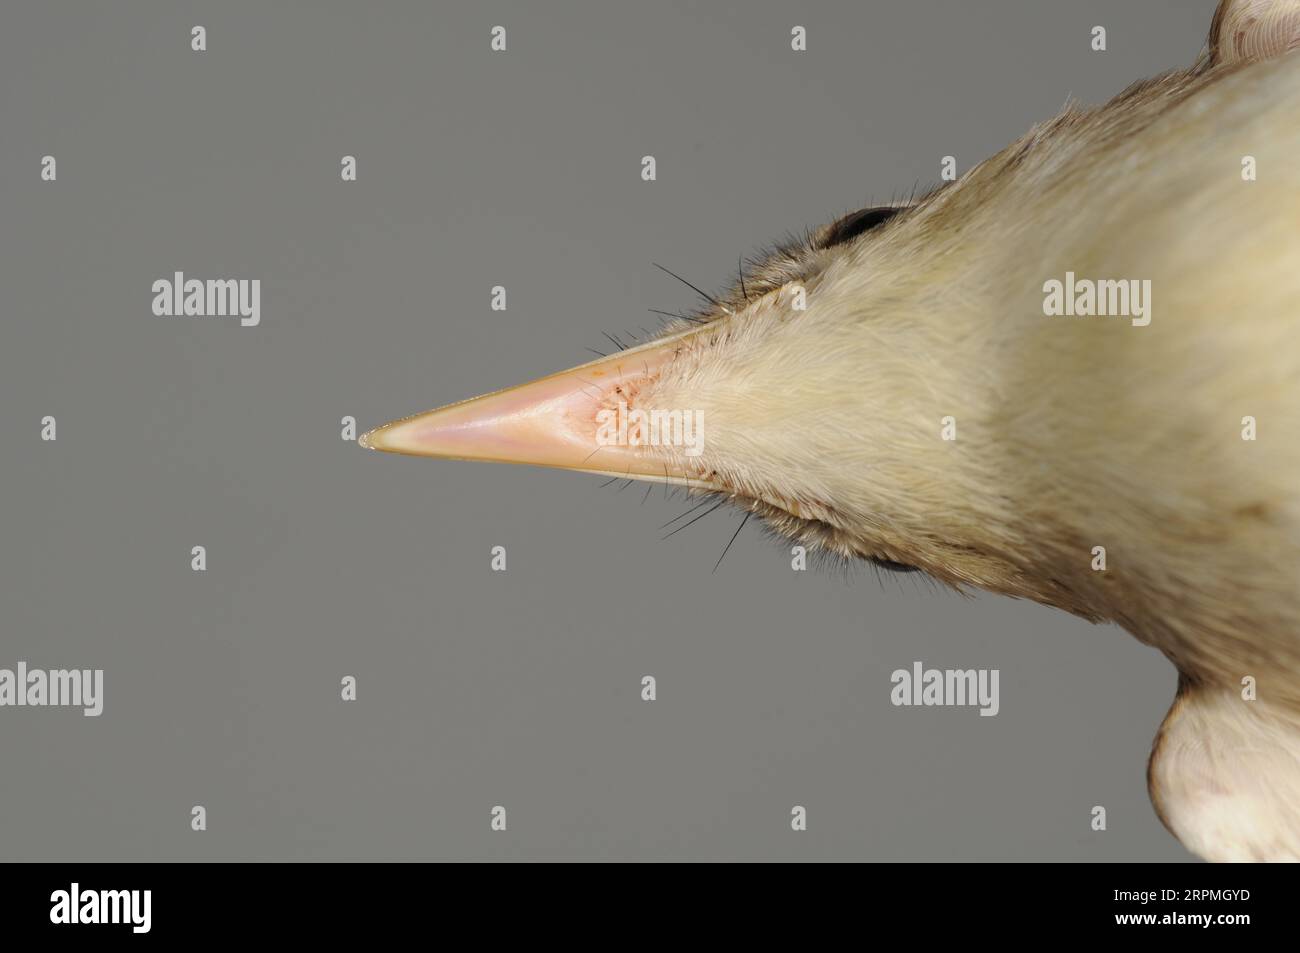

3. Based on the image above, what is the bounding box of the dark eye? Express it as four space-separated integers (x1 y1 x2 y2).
868 556 921 574
818 205 905 249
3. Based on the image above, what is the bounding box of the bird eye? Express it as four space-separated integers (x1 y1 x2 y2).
869 556 921 574
817 205 906 250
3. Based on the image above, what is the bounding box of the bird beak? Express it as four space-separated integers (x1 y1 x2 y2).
360 325 719 488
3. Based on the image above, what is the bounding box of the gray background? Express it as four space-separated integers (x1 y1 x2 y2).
0 1 1213 861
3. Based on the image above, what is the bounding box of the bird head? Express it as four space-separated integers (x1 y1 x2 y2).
360 199 1010 583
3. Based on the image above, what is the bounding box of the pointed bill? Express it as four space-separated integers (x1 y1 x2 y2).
360 327 718 488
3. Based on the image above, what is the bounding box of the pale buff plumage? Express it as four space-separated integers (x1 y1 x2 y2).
363 1 1300 861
